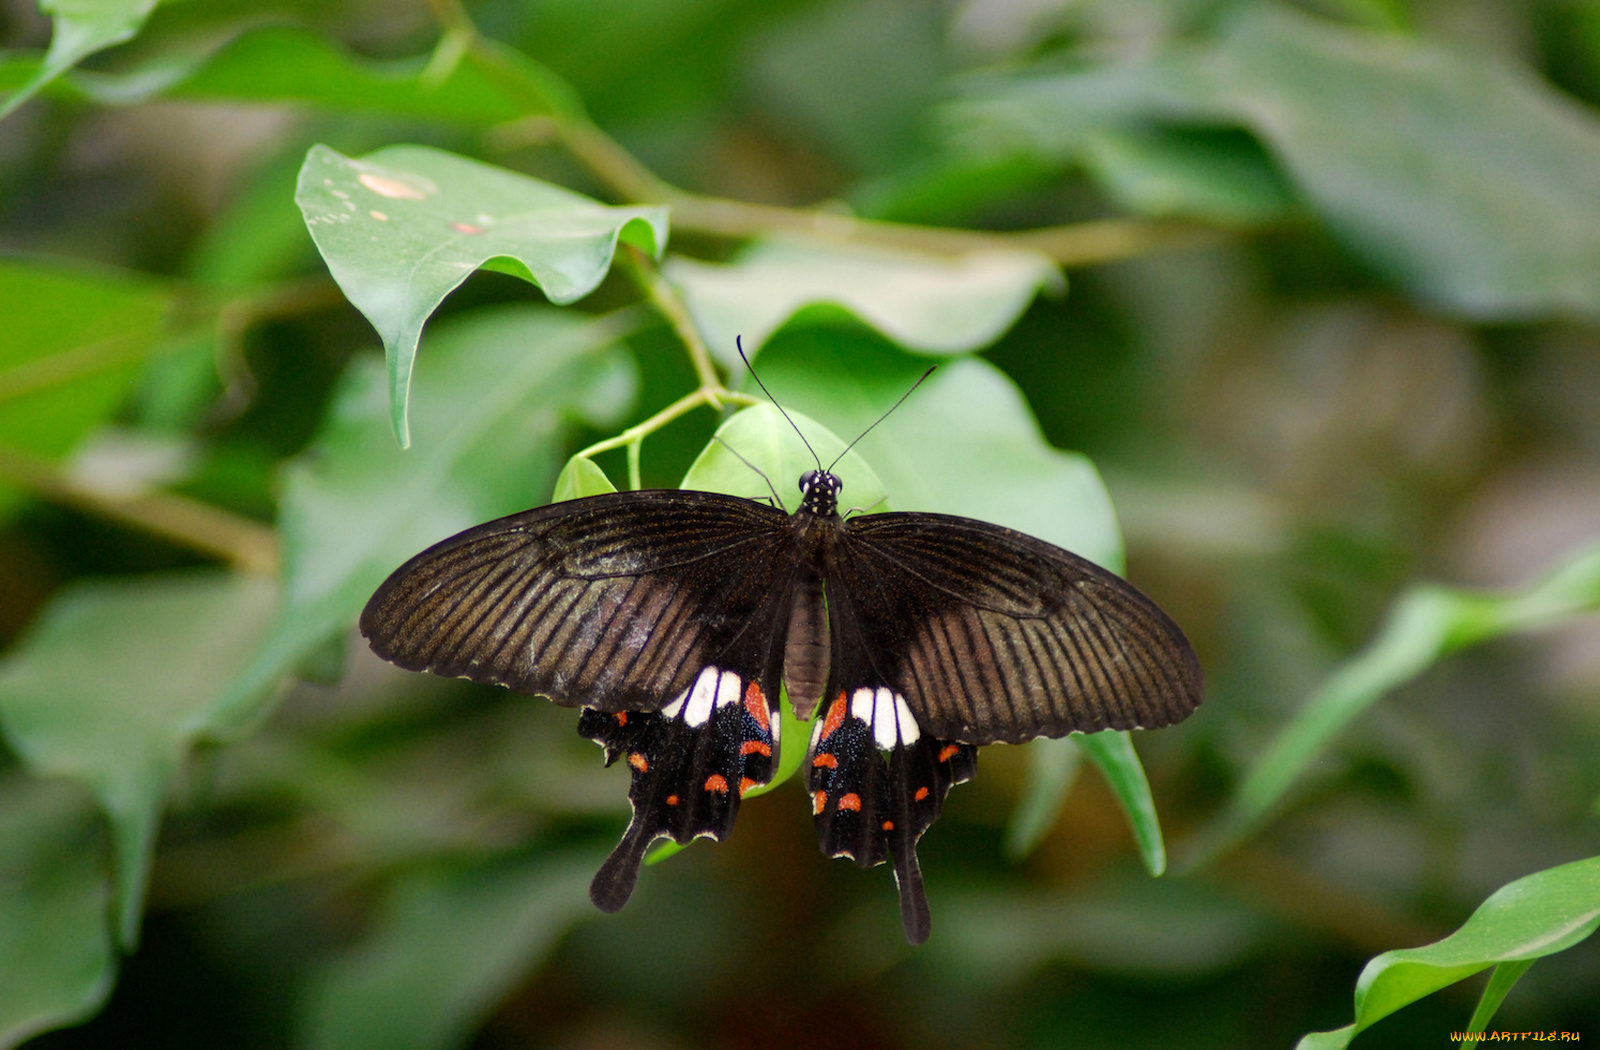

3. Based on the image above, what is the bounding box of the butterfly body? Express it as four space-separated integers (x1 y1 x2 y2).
361 467 1201 943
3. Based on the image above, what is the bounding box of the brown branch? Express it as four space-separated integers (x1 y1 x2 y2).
0 444 280 576
538 113 1220 265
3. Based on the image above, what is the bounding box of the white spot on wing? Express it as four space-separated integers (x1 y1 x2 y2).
851 687 875 725
683 666 721 726
661 686 688 720
872 687 899 749
715 669 742 708
894 692 920 745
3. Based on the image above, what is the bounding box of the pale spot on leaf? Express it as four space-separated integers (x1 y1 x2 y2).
450 221 485 234
358 172 431 200
370 210 389 221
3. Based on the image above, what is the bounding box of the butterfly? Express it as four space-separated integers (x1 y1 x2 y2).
360 429 1203 943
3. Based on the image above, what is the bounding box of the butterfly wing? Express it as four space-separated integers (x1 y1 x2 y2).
804 511 1201 942
361 490 795 910
835 511 1203 744
361 490 796 713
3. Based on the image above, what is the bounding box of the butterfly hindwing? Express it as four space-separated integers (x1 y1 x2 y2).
832 512 1203 744
804 688 976 944
582 667 782 911
361 491 797 714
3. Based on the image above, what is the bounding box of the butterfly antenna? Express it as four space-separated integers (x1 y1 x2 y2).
711 434 787 510
827 365 937 472
736 336 823 472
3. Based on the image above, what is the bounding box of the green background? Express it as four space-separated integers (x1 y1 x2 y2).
1 0 1599 1048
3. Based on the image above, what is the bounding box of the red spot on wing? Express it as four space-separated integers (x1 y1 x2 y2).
614 712 628 726
820 693 847 741
739 777 757 796
882 820 894 831
704 774 729 794
627 752 648 773
838 793 862 812
811 752 838 768
938 744 961 763
740 740 772 757
914 786 930 801
666 794 679 806
813 791 827 815
743 681 769 730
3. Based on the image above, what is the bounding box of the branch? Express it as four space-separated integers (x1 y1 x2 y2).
0 444 280 576
540 111 1218 265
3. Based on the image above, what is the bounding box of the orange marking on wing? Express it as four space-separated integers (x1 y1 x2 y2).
882 820 894 831
743 681 770 730
820 693 847 741
838 793 862 812
739 777 757 796
813 791 827 815
666 794 679 806
614 712 628 726
704 774 729 794
811 752 838 768
627 752 648 773
938 744 961 762
914 786 930 801
740 740 772 757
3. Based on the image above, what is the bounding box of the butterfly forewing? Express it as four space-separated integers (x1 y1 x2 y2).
360 491 798 714
833 512 1202 744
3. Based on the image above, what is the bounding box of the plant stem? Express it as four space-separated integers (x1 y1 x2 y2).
621 245 721 392
573 385 761 491
663 194 1216 264
0 444 280 576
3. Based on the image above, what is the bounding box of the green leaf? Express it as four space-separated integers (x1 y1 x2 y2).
298 852 600 1050
1294 855 1600 1049
666 239 1061 366
0 0 157 119
1206 538 1600 859
749 331 1123 568
1461 959 1536 1049
1004 735 1081 860
1079 127 1297 226
0 777 114 1050
679 402 888 513
296 144 666 445
67 24 577 119
1077 731 1166 876
218 306 638 730
1202 5 1600 317
551 455 618 502
0 259 172 519
0 572 277 948
947 4 1600 318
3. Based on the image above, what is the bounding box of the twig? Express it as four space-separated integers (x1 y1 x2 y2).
661 194 1217 264
620 244 722 392
0 444 280 576
0 331 166 404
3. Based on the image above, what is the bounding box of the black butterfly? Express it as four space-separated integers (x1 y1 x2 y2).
361 464 1202 943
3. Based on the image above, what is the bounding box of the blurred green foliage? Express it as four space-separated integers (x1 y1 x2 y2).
2 1 1600 1048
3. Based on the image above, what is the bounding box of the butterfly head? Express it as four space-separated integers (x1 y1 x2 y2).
798 469 842 518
